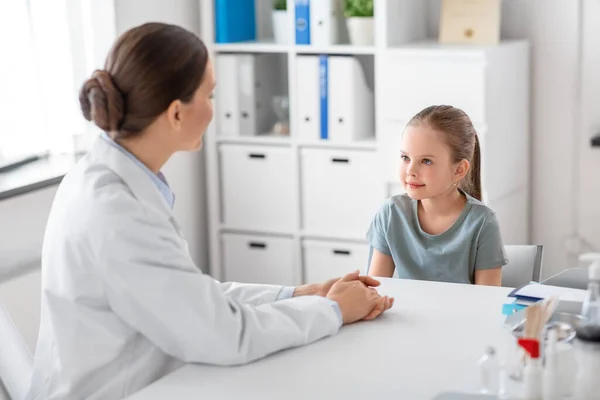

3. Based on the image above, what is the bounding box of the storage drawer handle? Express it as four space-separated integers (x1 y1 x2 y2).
331 158 349 164
249 153 266 159
249 242 267 249
333 249 351 256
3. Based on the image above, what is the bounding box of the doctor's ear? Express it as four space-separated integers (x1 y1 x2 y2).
166 99 184 130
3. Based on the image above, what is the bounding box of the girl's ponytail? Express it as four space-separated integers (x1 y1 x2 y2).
469 134 482 201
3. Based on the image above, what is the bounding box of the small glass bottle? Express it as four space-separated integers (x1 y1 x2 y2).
478 346 500 395
572 325 600 400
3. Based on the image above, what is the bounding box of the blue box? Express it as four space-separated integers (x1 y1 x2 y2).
215 0 257 43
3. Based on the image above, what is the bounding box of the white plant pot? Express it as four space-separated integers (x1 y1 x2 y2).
346 17 374 46
272 10 289 45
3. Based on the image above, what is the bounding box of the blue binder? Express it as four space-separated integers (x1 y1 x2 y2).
295 0 310 45
215 0 256 43
319 55 328 140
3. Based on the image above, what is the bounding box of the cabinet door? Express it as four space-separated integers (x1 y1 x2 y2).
222 233 295 286
380 52 487 125
300 148 386 239
220 144 295 232
303 239 370 284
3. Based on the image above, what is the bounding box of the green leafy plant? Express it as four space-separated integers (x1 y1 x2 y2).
344 0 374 17
273 0 287 11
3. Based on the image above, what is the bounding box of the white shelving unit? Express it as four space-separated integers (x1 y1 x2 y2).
199 0 530 285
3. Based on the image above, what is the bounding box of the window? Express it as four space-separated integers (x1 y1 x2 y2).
0 0 116 161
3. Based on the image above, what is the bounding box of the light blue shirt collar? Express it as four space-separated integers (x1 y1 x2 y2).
100 133 175 209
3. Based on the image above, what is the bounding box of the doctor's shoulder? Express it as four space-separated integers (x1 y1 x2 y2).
57 160 141 224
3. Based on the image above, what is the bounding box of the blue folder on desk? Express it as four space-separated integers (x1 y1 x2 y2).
502 282 587 316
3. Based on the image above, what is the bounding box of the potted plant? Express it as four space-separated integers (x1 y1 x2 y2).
344 0 374 46
272 0 289 44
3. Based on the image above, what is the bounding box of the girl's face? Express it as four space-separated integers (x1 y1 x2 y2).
399 124 465 200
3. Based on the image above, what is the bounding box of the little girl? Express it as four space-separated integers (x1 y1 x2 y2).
367 105 508 285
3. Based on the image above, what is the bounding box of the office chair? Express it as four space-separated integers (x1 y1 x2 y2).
501 245 544 288
0 299 33 400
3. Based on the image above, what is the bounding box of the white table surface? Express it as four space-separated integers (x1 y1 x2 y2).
126 278 514 400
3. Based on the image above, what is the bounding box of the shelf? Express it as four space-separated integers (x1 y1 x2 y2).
295 45 376 55
297 138 378 151
212 41 290 54
300 231 369 243
216 135 292 146
212 43 377 56
385 40 530 55
220 225 294 238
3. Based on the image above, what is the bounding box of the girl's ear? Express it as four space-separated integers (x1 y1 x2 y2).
454 159 470 182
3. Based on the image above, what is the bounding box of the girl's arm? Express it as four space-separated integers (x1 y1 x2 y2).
473 211 507 287
368 248 395 278
474 267 502 286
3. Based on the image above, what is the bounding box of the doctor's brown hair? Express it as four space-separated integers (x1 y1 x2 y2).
407 105 482 201
79 22 209 139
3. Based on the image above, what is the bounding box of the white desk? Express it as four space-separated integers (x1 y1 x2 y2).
126 278 513 400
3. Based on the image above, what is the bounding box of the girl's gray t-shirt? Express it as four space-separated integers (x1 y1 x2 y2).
366 192 509 284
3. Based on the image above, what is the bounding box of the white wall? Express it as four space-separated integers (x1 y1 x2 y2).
577 0 600 262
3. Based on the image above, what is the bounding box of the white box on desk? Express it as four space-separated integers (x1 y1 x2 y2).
222 233 295 286
300 148 385 239
302 239 370 284
219 144 295 232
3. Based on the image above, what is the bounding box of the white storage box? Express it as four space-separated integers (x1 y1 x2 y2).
220 144 295 232
380 49 486 125
300 148 385 239
221 233 296 286
302 239 370 284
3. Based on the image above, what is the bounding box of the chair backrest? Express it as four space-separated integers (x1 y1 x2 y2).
501 245 544 288
0 299 33 400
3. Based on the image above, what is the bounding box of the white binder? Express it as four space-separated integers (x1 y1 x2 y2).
296 55 321 142
237 55 258 137
215 54 240 137
309 0 341 46
216 54 280 137
328 56 374 142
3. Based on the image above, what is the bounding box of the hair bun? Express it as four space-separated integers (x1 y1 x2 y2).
79 70 124 132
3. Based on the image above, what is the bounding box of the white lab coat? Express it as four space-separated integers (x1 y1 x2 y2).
26 137 341 400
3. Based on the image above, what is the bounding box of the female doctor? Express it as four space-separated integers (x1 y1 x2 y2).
27 22 393 400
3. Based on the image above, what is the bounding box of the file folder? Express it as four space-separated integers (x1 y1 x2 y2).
295 0 311 44
216 54 280 137
327 56 374 142
296 55 322 141
215 54 240 137
309 0 340 46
